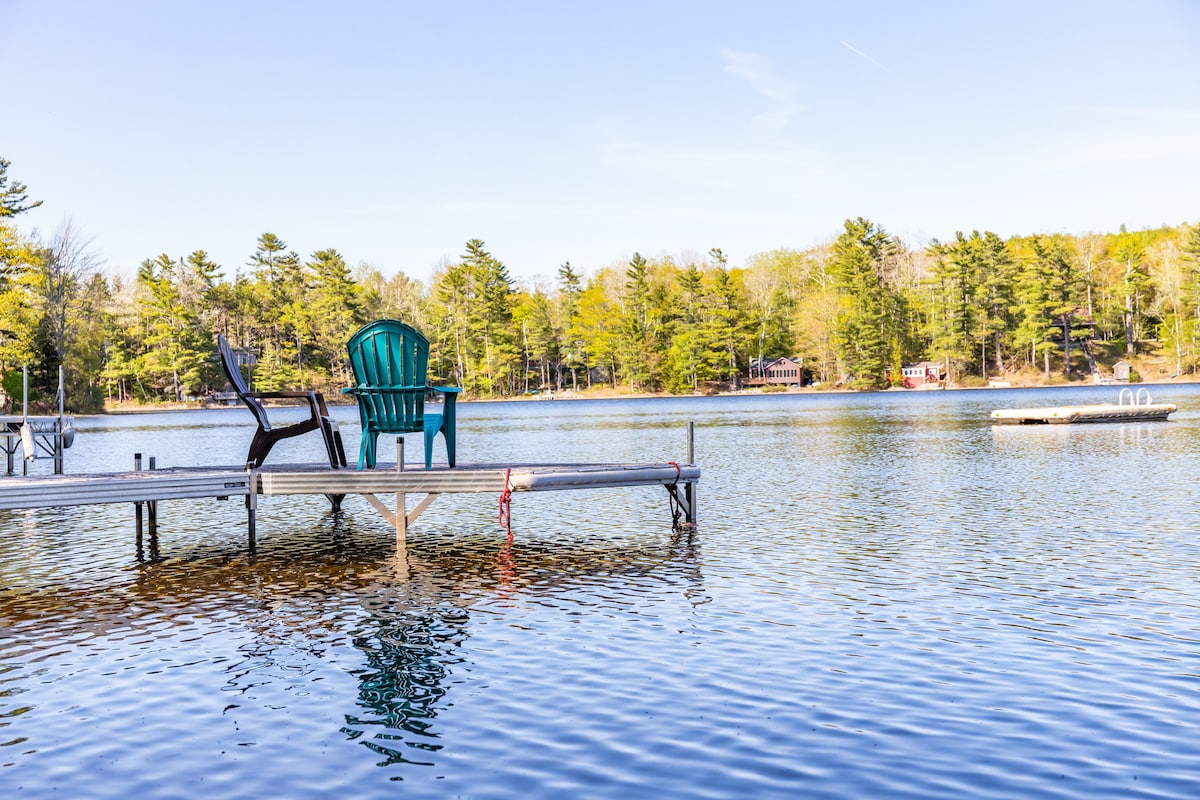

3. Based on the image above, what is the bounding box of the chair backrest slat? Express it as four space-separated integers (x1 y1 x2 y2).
346 320 431 433
218 334 270 431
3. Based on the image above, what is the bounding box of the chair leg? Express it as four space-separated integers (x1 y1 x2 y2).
247 429 275 469
443 421 455 469
423 425 436 469
333 427 347 467
360 430 380 470
320 419 345 469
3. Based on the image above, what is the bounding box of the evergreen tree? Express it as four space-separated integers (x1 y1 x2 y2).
306 248 363 385
557 261 586 390
620 253 656 391
137 255 199 400
1011 235 1085 377
1109 229 1152 356
246 233 305 389
0 223 40 370
707 253 748 385
829 218 900 388
0 157 42 217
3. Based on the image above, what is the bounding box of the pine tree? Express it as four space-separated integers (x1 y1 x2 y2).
0 157 42 218
620 253 656 391
829 218 899 388
557 261 585 390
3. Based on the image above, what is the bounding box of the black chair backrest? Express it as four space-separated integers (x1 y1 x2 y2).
217 334 270 430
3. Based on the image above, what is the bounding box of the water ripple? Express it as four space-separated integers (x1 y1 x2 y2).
5 390 1200 797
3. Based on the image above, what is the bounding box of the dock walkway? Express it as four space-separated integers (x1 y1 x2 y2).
0 461 700 546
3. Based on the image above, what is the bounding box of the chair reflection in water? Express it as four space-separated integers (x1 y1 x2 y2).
342 320 460 470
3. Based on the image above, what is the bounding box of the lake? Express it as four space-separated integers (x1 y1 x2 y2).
3 385 1200 798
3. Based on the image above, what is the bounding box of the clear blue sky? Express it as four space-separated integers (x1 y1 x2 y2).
4 0 1198 283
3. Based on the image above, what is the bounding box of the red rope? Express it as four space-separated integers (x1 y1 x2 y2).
498 467 512 529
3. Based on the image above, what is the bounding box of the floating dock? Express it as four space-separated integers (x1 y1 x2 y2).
991 388 1176 425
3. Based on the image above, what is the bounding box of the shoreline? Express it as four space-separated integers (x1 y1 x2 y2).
83 376 1200 416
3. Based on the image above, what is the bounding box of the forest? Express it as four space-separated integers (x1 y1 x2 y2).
2 156 1198 413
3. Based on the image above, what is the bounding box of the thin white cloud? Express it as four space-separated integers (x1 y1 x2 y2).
719 47 805 134
841 40 890 73
1047 130 1200 169
1077 106 1200 122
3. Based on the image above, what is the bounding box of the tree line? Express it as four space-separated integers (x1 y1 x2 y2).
2 157 1198 412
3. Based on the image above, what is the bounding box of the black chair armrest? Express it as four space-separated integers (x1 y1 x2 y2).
243 390 332 418
244 390 321 400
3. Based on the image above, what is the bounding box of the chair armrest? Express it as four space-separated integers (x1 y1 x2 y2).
243 390 329 418
430 386 458 430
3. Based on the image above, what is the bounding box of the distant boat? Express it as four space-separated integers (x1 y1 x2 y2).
991 388 1176 424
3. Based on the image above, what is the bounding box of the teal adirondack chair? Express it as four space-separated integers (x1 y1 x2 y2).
342 320 460 470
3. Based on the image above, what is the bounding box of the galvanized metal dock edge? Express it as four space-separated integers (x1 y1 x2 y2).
1 463 699 507
0 461 700 545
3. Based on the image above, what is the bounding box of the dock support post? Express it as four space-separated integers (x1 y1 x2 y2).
133 453 143 550
246 468 258 552
53 365 64 475
685 421 696 526
147 456 158 535
395 438 406 540
21 367 28 476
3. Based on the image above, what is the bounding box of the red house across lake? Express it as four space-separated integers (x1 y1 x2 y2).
893 361 946 388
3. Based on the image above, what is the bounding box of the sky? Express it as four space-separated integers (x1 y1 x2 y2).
3 0 1199 284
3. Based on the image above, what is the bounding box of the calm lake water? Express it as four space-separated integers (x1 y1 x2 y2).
3 385 1200 799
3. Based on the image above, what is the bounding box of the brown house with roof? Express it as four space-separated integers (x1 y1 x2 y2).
747 357 805 387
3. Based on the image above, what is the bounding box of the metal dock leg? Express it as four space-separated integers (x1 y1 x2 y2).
686 421 697 526
246 468 258 552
